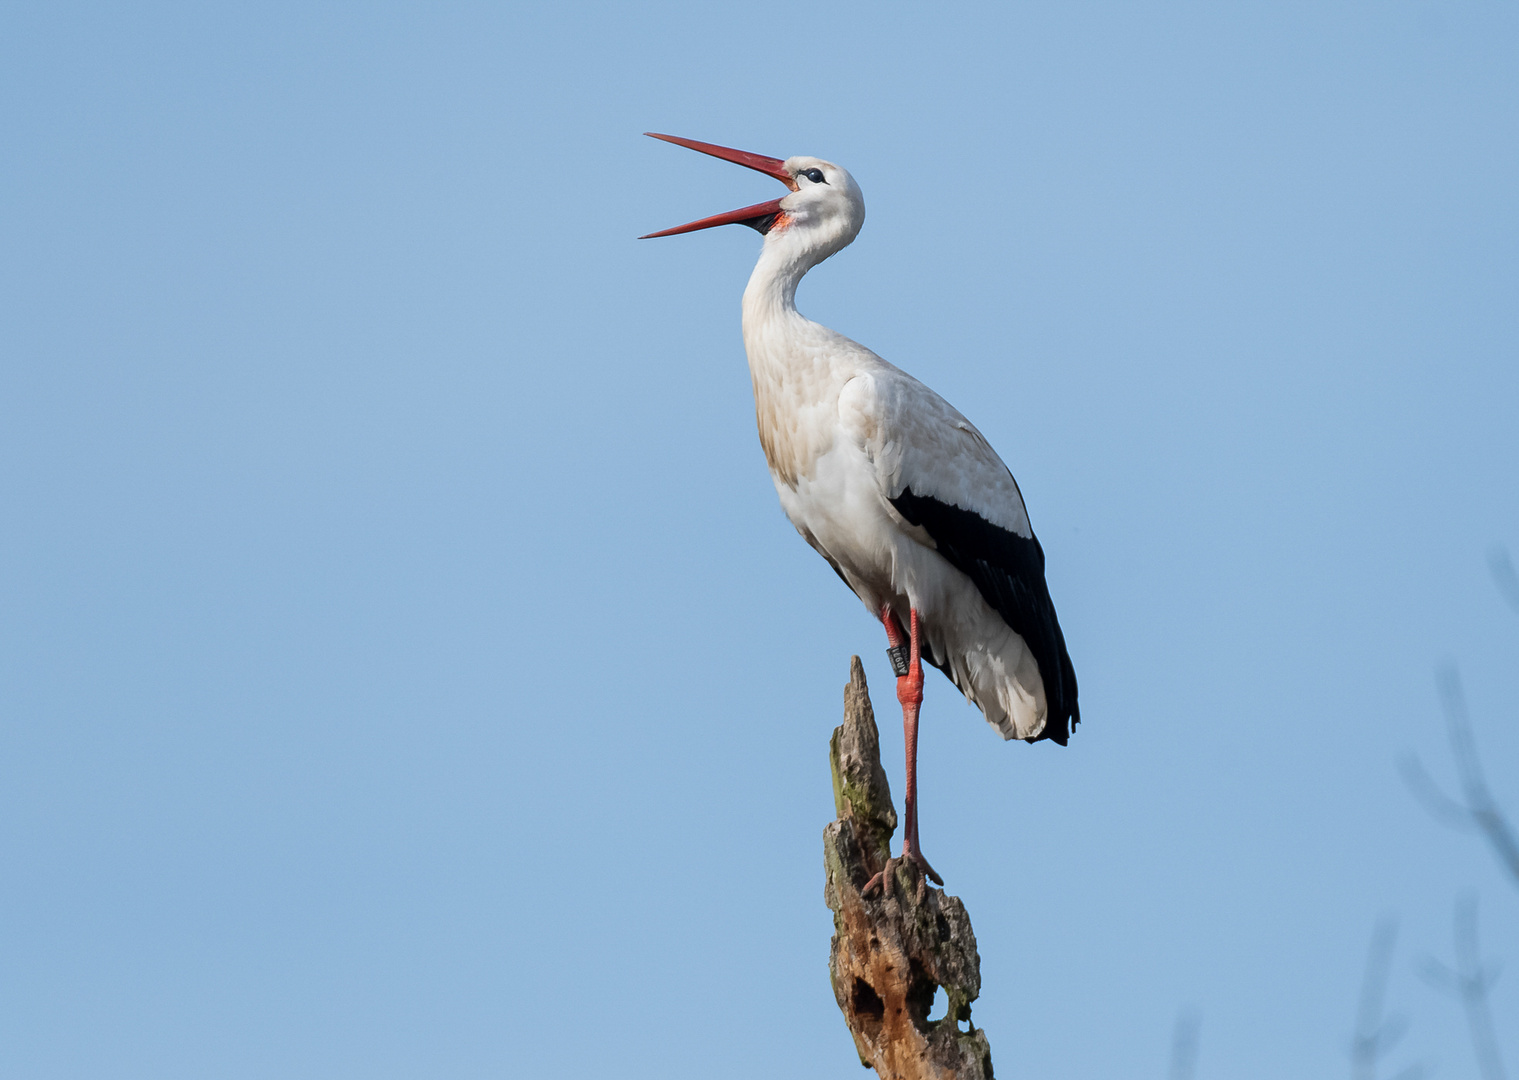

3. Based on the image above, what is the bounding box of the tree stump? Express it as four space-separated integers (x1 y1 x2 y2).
825 657 996 1080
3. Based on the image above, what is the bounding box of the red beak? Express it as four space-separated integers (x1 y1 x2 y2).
639 133 797 239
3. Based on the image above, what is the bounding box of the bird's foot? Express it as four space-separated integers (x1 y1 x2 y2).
861 849 944 901
909 848 944 887
861 856 900 900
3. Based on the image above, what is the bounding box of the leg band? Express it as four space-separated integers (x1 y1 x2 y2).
886 644 910 677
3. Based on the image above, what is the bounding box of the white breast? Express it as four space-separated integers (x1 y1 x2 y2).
767 371 1050 741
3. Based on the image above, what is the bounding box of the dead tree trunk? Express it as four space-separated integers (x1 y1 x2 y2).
825 656 996 1080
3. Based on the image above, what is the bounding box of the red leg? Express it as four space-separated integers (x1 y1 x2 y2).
864 606 943 898
898 609 942 884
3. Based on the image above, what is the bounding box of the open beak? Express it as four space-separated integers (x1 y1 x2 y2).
639 133 797 239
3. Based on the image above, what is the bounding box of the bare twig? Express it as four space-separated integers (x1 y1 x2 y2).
1400 665 1519 889
1399 754 1482 832
1169 1009 1200 1080
1438 667 1519 885
1488 546 1519 615
1418 896 1508 1080
1351 919 1418 1080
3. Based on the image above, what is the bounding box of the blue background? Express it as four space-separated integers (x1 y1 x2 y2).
2 3 1516 1077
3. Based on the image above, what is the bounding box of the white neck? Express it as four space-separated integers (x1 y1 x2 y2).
740 235 816 339
729 160 868 486
737 232 860 488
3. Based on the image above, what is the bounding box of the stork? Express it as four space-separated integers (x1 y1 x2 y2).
641 133 1079 895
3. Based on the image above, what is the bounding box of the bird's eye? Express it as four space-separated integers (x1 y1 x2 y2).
801 168 827 184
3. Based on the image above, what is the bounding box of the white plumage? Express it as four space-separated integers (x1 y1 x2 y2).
745 233 1056 741
644 133 1079 884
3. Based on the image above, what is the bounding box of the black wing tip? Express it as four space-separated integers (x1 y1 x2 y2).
1026 705 1079 746
889 486 1083 748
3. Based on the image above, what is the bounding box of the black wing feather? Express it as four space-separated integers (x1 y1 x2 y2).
890 486 1080 744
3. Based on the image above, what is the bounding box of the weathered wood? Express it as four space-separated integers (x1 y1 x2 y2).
825 657 996 1080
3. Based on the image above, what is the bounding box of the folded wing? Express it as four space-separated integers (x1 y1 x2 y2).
839 368 1080 744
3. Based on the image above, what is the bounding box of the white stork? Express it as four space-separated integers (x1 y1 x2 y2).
642 133 1079 893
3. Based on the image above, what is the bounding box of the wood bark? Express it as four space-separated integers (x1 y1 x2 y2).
825 657 996 1080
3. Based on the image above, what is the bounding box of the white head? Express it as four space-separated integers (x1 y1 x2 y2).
769 155 865 266
640 134 866 271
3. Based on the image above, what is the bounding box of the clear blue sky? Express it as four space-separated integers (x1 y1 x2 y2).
2 4 1516 1078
